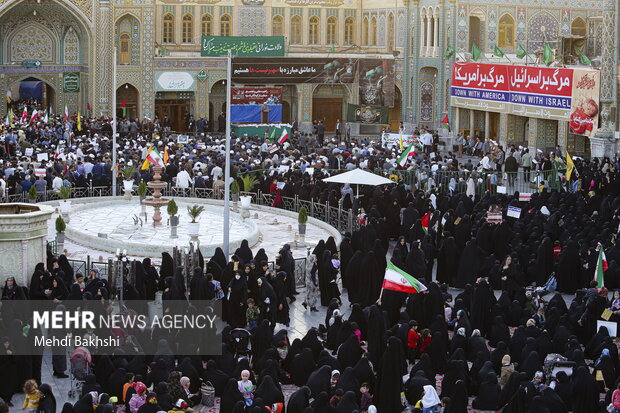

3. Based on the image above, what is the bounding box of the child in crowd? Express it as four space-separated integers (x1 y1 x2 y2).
360 383 373 412
329 389 344 408
22 380 42 412
122 373 135 403
407 321 420 363
238 369 255 406
330 370 340 393
419 329 432 354
246 298 260 330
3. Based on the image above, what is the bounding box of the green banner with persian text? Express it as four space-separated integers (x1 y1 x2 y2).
63 73 80 93
201 36 285 57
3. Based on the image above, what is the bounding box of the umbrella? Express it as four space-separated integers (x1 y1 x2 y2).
322 168 395 197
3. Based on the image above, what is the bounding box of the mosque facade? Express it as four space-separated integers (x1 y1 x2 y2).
0 0 617 155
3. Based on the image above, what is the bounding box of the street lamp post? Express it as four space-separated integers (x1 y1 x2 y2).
223 49 232 258
112 46 118 196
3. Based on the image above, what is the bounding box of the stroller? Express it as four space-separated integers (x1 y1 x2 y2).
229 328 252 359
68 346 92 398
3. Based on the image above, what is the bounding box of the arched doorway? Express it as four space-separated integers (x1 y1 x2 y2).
209 80 227 132
281 85 297 123
116 83 139 120
312 84 348 132
0 0 91 115
9 76 56 110
388 86 402 131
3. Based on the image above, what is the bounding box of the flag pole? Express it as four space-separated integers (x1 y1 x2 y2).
376 288 384 306
112 46 117 197
223 49 232 258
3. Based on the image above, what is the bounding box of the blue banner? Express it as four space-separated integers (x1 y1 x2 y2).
231 104 282 122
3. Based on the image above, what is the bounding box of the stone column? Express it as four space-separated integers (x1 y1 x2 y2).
298 83 314 133
484 111 491 140
454 107 460 134
469 109 475 136
426 14 432 54
557 121 569 153
527 117 539 151
591 0 617 158
433 16 439 57
92 4 114 117
499 112 509 147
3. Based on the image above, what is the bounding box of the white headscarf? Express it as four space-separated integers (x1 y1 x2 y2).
421 385 441 407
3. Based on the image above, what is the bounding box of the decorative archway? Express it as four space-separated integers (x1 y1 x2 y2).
418 67 437 125
117 83 139 120
8 75 57 111
116 14 140 65
312 84 348 132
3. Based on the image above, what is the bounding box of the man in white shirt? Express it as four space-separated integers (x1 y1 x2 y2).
52 174 64 192
175 168 192 188
480 153 492 171
423 131 433 154
211 164 223 181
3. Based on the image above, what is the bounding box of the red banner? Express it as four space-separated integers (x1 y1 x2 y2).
231 87 282 105
451 62 600 136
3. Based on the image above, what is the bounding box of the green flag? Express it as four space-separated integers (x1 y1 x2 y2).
471 43 481 61
579 50 592 65
330 43 335 53
269 128 276 141
444 45 456 60
493 45 505 58
516 44 527 59
543 44 554 66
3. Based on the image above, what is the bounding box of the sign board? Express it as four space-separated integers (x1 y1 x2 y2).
487 212 503 224
34 168 46 177
201 36 285 57
22 60 41 68
381 133 422 149
36 153 48 162
507 206 521 219
197 70 208 81
597 320 617 338
496 185 507 194
231 88 282 105
519 193 532 202
63 72 80 93
451 63 600 136
155 72 196 91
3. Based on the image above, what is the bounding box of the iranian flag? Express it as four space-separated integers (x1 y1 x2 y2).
146 146 165 168
20 107 28 124
594 245 608 287
421 211 431 233
397 143 416 167
29 109 39 123
43 108 48 124
382 261 427 293
278 128 289 144
64 105 69 120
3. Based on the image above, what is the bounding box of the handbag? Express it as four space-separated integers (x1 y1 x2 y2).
200 381 215 407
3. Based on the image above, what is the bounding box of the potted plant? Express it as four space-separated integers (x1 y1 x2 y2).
298 206 308 241
167 199 179 227
28 185 38 203
230 180 240 211
55 216 66 244
58 186 72 216
137 182 148 203
121 166 137 196
186 204 205 237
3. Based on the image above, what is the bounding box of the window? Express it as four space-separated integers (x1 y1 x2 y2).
370 17 377 46
201 14 212 36
571 17 587 37
344 17 354 45
220 14 231 36
291 16 302 44
363 18 368 45
163 14 174 43
387 13 394 51
120 33 130 64
309 16 319 44
327 16 337 46
272 15 283 36
182 14 193 43
498 14 515 47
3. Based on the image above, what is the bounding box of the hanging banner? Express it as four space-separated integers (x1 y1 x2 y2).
63 73 80 93
450 62 600 136
232 57 357 84
381 132 421 148
358 59 395 107
201 36 285 57
347 104 388 124
231 88 282 105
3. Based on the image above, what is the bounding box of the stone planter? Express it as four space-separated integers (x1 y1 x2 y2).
240 195 251 218
232 193 239 212
298 223 307 245
187 222 200 237
170 215 179 227
123 180 134 199
56 232 65 244
59 200 71 222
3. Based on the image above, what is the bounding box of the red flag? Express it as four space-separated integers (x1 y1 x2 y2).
29 109 39 123
121 99 127 108
20 107 28 124
63 105 69 120
421 211 431 233
441 114 449 124
87 103 91 111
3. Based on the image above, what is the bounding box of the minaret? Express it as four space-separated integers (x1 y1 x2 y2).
590 0 617 158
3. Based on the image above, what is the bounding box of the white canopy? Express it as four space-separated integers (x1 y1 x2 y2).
322 168 394 186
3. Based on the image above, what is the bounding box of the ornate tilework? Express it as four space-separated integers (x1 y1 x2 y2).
561 9 570 35
237 7 265 36
527 12 558 48
9 23 55 63
457 5 467 52
63 28 79 64
487 8 497 49
142 6 155 119
419 81 434 123
397 12 405 48
378 13 386 47
516 7 526 43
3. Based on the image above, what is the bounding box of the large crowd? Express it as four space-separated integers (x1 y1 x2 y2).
2 103 620 412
